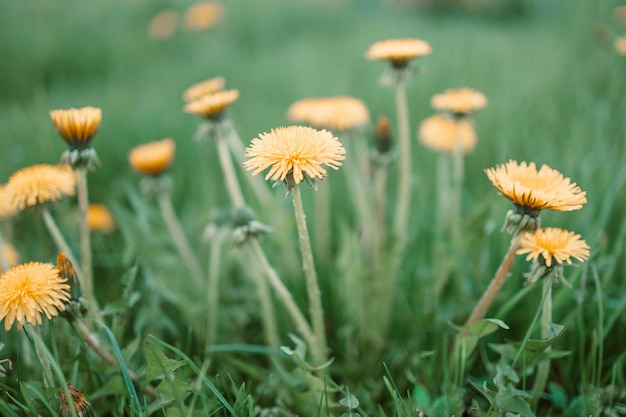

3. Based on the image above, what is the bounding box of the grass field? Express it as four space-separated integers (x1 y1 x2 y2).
1 0 625 415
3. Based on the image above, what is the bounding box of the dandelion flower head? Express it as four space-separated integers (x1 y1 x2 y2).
287 96 370 132
183 76 226 102
431 88 487 116
418 114 477 154
243 126 346 185
517 227 590 267
87 204 116 234
0 262 70 331
184 89 239 119
59 383 91 417
485 160 587 212
49 106 102 149
184 1 224 31
615 36 626 56
365 38 432 67
4 164 76 212
148 10 178 40
128 138 176 176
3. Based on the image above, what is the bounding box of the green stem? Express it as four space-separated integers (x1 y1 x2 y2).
215 124 246 208
392 83 412 245
24 325 54 387
41 207 80 278
531 275 553 408
156 190 205 287
291 185 328 367
313 180 331 262
76 168 96 310
433 153 452 303
206 228 226 347
451 140 464 248
372 164 388 274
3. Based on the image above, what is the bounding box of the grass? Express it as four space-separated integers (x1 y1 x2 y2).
1 0 626 415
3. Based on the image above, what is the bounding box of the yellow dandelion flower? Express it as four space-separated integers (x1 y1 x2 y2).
1 243 20 272
184 1 224 31
59 382 91 417
184 89 239 119
4 164 76 212
243 126 346 185
615 36 626 56
517 227 590 267
49 106 102 149
183 76 226 102
87 204 116 234
418 114 477 154
128 138 176 176
148 10 178 40
287 96 370 132
615 6 626 27
365 38 432 67
431 88 487 116
0 186 19 220
0 262 70 331
485 160 587 212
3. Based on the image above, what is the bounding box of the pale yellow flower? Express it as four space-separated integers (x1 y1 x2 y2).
243 126 346 185
431 88 487 115
615 36 626 56
184 89 239 119
485 160 587 212
49 107 102 149
148 10 178 40
365 38 432 67
4 164 76 212
0 186 19 220
0 262 70 331
287 96 370 132
0 243 20 272
183 76 226 102
128 139 176 176
87 204 116 234
418 114 477 153
184 1 224 31
518 227 590 267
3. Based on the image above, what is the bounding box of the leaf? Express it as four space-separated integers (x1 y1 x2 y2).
340 393 360 409
548 382 568 410
144 341 186 385
454 318 509 359
412 384 431 410
495 386 535 417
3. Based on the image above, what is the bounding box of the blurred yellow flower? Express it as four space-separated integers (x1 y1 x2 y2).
128 138 176 176
418 114 477 154
365 38 432 67
4 164 76 212
49 106 102 149
0 243 20 272
287 96 370 131
243 126 346 185
615 36 626 56
485 160 587 212
148 10 178 40
87 204 116 234
183 76 226 102
184 89 239 119
615 6 626 27
184 1 224 31
0 186 19 220
431 88 487 116
517 227 590 267
0 262 70 331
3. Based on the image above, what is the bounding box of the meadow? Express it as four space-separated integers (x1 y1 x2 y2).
1 0 625 415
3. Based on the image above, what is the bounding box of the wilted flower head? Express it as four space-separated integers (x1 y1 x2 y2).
87 204 116 234
615 36 626 56
184 89 239 120
418 114 477 154
4 164 76 212
517 227 590 268
49 107 102 150
365 38 432 67
59 382 91 417
183 76 226 102
128 138 176 176
287 96 370 132
184 1 224 31
243 126 346 188
431 88 487 116
148 10 178 40
375 115 393 154
485 160 587 212
0 262 70 331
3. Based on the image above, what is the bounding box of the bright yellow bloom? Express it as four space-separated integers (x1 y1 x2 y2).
49 106 102 149
418 114 477 153
87 204 116 234
0 262 70 331
365 38 432 67
0 243 20 272
287 96 370 131
518 227 590 267
615 36 626 56
184 1 224 31
183 76 226 102
148 10 178 40
184 89 239 119
431 88 487 115
4 164 76 212
485 160 587 211
128 138 176 176
243 126 346 185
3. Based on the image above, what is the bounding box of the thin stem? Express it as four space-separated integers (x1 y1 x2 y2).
248 247 281 349
215 124 246 208
373 164 388 273
433 153 453 303
531 275 553 408
156 190 205 287
206 228 226 347
75 168 96 309
451 141 464 248
464 235 522 326
24 325 54 387
313 180 331 262
291 184 328 367
41 207 80 277
392 83 412 245
247 237 317 355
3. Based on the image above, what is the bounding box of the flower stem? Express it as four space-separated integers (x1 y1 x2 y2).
41 207 80 280
451 140 464 248
215 124 246 208
291 184 328 367
24 325 54 388
156 190 205 287
531 275 553 408
206 228 226 347
392 82 412 246
75 168 97 310
373 164 388 273
464 235 521 326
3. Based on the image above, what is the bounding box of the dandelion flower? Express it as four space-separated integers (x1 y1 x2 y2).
1 243 20 272
87 204 116 234
0 262 70 331
0 186 19 220
148 10 178 40
615 36 626 56
49 107 102 150
365 38 432 67
4 164 76 212
485 160 587 212
243 126 346 185
184 1 224 31
128 138 176 176
287 96 370 131
517 227 590 267
184 89 239 120
183 76 226 102
431 88 487 116
418 114 477 153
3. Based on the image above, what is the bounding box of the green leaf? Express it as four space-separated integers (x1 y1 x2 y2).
412 384 431 410
454 318 509 358
548 382 568 410
144 341 186 385
340 393 360 409
495 386 535 417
